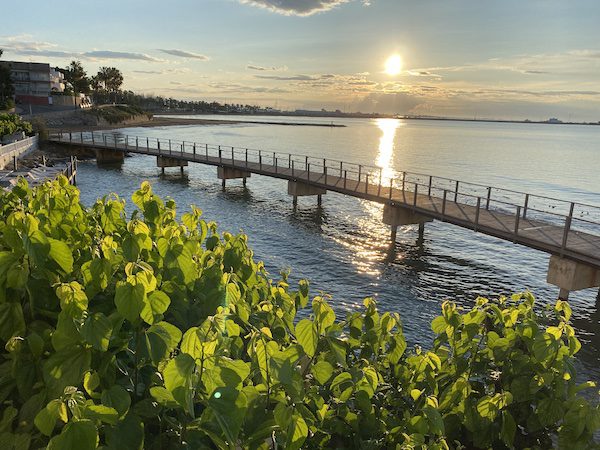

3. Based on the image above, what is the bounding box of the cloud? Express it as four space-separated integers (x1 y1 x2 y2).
247 64 288 71
158 49 210 60
82 50 165 62
1 38 167 63
236 0 370 16
133 70 163 74
255 74 316 80
208 81 291 94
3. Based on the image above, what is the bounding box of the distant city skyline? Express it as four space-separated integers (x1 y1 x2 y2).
2 0 600 120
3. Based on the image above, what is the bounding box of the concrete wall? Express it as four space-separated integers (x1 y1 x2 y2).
0 135 39 169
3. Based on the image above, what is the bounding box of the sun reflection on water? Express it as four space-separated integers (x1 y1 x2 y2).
375 118 402 183
338 118 407 277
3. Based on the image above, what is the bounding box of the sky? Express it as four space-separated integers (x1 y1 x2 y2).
2 0 600 121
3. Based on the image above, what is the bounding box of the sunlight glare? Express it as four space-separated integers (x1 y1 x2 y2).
385 54 403 75
376 118 401 183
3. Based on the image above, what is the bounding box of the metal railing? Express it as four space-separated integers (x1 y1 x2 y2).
51 131 600 260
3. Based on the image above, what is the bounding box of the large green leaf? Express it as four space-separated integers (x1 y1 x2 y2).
105 413 144 450
140 290 171 325
101 385 131 418
47 420 97 450
0 302 25 342
114 281 145 322
81 313 112 351
295 319 318 357
163 353 196 415
42 347 91 398
286 414 308 450
311 360 334 385
48 238 73 272
145 321 182 365
208 387 248 445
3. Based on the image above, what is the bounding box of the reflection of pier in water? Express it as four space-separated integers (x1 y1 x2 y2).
50 130 600 301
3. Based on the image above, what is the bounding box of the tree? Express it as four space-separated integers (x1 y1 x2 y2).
64 60 90 95
0 49 15 110
96 66 123 103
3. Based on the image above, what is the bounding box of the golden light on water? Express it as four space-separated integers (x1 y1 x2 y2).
375 118 401 183
384 54 403 75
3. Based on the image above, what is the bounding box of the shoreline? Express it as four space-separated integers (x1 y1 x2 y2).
48 116 345 133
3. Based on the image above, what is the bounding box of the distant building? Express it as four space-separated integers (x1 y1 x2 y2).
546 118 563 124
0 60 51 105
50 67 65 93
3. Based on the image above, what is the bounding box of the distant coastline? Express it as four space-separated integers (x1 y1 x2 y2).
158 110 600 127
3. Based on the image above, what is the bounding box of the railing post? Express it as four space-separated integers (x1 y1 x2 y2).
181 143 184 156
193 143 196 158
365 174 369 194
292 160 295 177
389 179 393 199
158 140 161 154
275 158 278 173
205 143 208 160
561 203 575 252
514 206 521 237
454 180 459 202
402 171 406 191
486 186 491 210
340 161 343 177
324 166 328 180
125 136 128 149
103 134 106 146
69 132 72 142
442 190 447 216
114 135 117 150
169 139 172 155
259 151 262 169
146 137 149 151
428 175 432 197
289 154 291 168
305 156 308 170
80 131 83 143
413 183 418 206
92 132 95 144
523 194 529 219
308 163 311 178
245 148 248 168
136 137 138 151
474 197 481 231
232 146 234 162
344 170 347 189
219 146 222 162
358 165 362 183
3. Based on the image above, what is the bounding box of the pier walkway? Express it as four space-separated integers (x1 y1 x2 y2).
49 131 600 299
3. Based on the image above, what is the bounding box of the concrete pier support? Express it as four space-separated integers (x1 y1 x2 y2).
157 156 188 175
217 166 251 188
383 204 432 242
547 255 600 300
287 181 326 206
96 149 124 164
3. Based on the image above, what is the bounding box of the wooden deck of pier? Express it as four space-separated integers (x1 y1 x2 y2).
49 131 600 297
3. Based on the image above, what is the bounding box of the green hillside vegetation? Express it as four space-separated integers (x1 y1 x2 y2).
0 113 32 138
0 178 598 449
85 105 151 124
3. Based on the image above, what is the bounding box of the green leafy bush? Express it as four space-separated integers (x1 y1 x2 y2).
0 178 598 449
0 113 33 138
85 105 151 124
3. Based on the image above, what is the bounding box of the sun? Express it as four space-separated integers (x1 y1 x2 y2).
385 54 403 75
